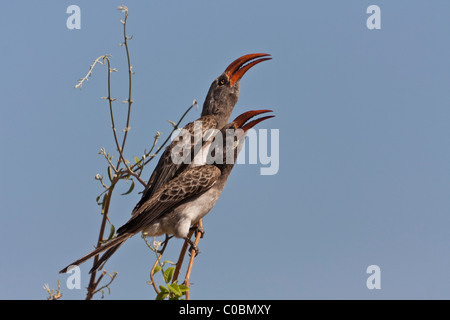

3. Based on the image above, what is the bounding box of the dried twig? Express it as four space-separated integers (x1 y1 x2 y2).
86 184 115 300
145 235 170 294
66 6 198 300
183 220 204 300
92 270 119 299
172 230 195 284
43 280 62 300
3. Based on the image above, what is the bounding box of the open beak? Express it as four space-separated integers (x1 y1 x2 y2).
232 109 275 137
224 53 272 86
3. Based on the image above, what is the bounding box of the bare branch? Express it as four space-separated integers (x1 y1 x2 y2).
75 55 111 89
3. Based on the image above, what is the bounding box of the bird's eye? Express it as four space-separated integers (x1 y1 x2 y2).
218 78 226 86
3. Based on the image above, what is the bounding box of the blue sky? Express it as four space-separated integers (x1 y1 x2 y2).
1 1 450 299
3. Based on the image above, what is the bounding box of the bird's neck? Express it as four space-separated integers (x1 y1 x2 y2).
213 163 235 189
201 104 234 128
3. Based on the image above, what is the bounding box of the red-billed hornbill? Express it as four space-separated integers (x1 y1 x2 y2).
60 110 274 273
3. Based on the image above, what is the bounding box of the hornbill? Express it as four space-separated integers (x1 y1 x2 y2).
60 110 274 273
137 53 271 204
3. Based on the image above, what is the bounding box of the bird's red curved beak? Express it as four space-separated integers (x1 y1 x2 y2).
224 53 272 86
233 109 275 135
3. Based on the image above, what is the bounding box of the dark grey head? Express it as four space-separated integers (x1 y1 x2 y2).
207 109 274 174
201 53 271 129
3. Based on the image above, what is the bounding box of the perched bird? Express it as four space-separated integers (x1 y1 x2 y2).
60 110 274 273
137 53 271 204
60 54 272 273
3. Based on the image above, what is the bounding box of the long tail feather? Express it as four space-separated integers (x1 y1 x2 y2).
59 233 132 274
89 242 124 273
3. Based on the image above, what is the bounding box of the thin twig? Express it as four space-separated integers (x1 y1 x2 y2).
92 271 118 298
183 220 203 300
141 101 197 168
149 257 161 294
172 228 195 284
43 280 62 300
98 148 118 173
75 55 111 89
144 235 171 295
118 6 134 161
74 7 201 300
120 132 160 180
102 56 146 187
86 182 116 300
123 101 197 184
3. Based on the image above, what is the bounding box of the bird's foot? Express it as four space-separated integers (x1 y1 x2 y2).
190 225 205 239
184 237 200 257
157 234 173 254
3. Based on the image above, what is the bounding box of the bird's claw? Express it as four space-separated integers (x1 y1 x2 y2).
157 234 173 254
184 237 200 257
189 244 200 257
190 225 205 239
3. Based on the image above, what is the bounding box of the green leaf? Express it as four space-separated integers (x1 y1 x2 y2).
107 224 115 241
107 166 114 182
155 291 168 300
153 265 162 274
163 267 174 283
134 156 140 163
120 179 135 196
168 283 182 297
101 194 108 215
161 260 175 266
159 285 169 293
178 284 190 293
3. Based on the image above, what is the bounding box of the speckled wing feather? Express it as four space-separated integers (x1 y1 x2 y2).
83 164 221 273
119 164 221 234
132 115 218 215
